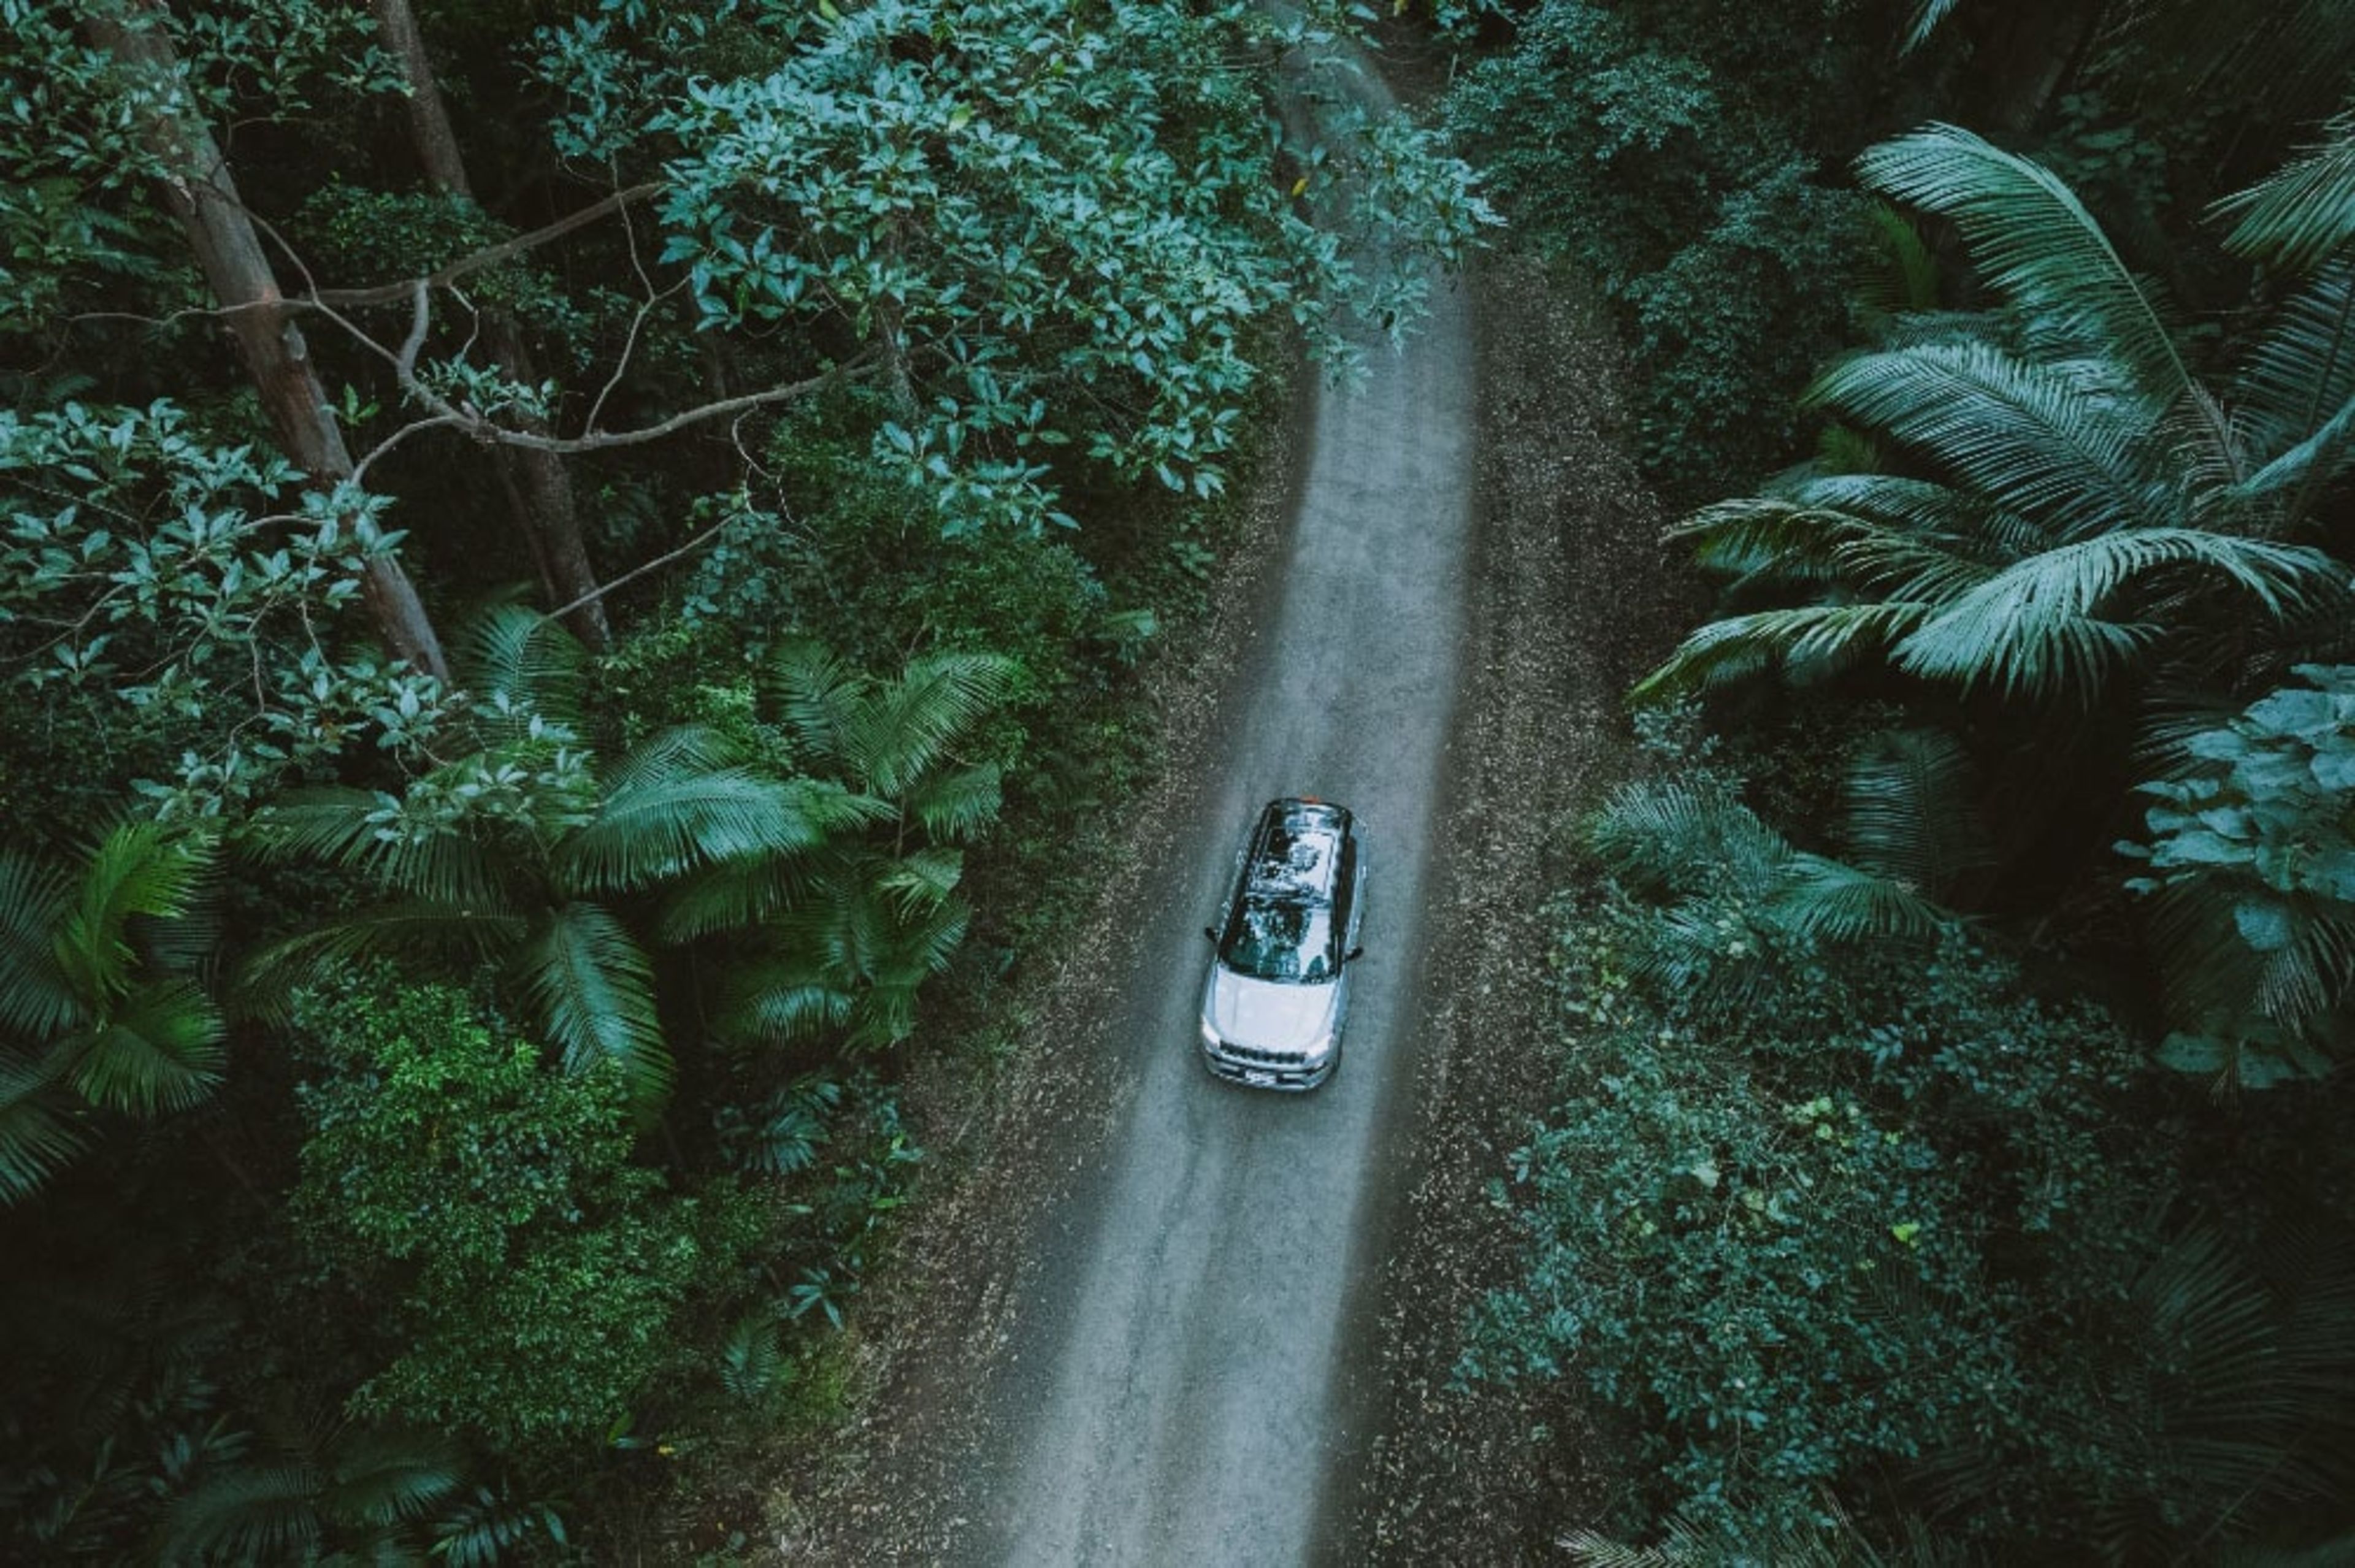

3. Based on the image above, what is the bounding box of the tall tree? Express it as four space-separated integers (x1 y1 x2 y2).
83 1 448 678
241 609 865 1109
1638 126 2349 712
370 0 610 649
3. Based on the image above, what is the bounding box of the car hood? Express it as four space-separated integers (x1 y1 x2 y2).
1204 968 1339 1055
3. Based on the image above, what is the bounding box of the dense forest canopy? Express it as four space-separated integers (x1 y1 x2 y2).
6 0 2355 1561
0 1 1482 1556
1444 0 2355 1561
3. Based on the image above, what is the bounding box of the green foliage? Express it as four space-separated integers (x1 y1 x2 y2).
0 402 454 825
565 0 1490 532
0 0 399 342
1475 713 2355 1554
0 822 224 1202
694 641 1017 1050
2124 665 2355 1085
293 977 760 1454
1444 1 1877 490
1642 128 2355 709
244 606 864 1109
1463 891 2147 1539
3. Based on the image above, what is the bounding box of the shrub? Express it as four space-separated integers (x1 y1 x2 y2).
293 979 760 1456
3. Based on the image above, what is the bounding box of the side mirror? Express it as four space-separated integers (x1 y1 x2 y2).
1204 926 1219 944
1346 945 1365 963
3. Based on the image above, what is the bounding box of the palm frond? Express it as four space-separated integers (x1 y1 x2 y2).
2233 391 2355 522
515 903 670 1107
904 763 1003 842
846 651 1018 799
719 960 856 1046
53 823 213 1007
1585 779 1795 899
1563 1502 1959 1565
456 603 586 733
318 1428 463 1529
431 1483 567 1568
763 640 865 773
1856 125 2213 439
64 979 224 1117
1843 729 1990 897
1775 471 2039 552
0 1058 86 1204
2233 259 2355 458
2217 113 2355 273
1771 853 1956 943
1633 602 1931 701
160 1462 327 1562
1897 0 1961 55
1672 497 1856 584
654 853 811 944
1809 343 2168 541
598 724 746 792
246 789 508 909
1860 199 1942 307
876 847 965 912
238 903 526 1022
1891 530 2342 700
558 769 825 895
0 850 75 1039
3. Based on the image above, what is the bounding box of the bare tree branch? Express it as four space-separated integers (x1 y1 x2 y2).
304 182 664 309
541 518 731 624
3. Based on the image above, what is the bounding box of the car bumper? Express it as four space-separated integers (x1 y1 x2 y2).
1200 1038 1336 1091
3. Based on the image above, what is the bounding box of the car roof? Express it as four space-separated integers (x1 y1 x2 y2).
1246 798 1350 904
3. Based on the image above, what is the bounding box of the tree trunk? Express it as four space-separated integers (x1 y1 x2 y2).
1972 0 2109 136
372 0 610 648
86 2 449 679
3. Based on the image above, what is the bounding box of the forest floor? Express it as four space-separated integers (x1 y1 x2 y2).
740 248 1688 1565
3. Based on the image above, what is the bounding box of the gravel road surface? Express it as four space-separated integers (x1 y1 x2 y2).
962 60 1479 1568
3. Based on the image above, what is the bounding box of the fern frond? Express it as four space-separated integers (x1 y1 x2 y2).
515 903 670 1107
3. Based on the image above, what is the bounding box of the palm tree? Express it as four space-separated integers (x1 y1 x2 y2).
242 608 854 1109
1583 759 1960 1019
159 1405 564 1565
0 822 223 1202
674 641 1017 1052
1637 125 2349 713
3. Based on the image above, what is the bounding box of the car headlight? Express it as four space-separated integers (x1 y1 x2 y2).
1200 1020 1222 1049
1301 1031 1334 1062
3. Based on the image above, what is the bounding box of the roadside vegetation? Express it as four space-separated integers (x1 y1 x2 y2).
1434 0 2355 1559
0 2 1484 1559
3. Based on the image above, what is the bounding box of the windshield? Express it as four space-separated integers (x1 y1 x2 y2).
1219 894 1339 983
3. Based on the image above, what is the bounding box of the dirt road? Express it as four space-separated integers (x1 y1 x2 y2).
945 67 1478 1568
